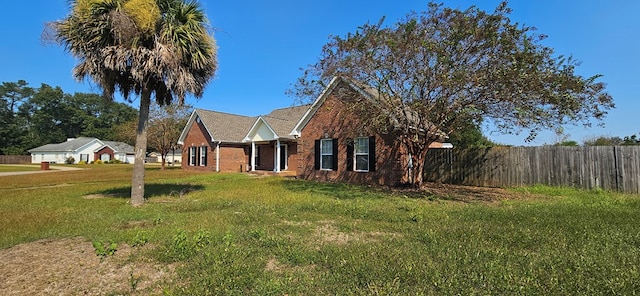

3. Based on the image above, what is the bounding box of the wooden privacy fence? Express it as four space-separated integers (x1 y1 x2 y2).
0 155 31 164
424 146 640 194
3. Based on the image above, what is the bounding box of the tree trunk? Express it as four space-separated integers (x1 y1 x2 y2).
161 155 166 170
130 89 151 206
412 148 428 188
402 137 429 188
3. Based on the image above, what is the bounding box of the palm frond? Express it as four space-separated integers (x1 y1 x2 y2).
53 0 217 103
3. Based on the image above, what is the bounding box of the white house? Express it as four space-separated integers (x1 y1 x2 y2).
28 137 135 164
148 149 182 165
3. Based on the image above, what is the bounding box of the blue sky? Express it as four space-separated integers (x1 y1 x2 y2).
1 1 638 146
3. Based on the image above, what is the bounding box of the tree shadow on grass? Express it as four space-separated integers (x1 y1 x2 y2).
282 179 386 200
90 183 205 200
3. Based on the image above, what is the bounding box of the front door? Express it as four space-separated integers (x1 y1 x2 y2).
279 144 287 170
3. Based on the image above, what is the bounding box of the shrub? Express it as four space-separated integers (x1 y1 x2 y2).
78 160 87 165
65 156 75 164
95 160 103 164
108 159 122 164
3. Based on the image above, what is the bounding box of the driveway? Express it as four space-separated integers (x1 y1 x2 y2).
0 165 85 177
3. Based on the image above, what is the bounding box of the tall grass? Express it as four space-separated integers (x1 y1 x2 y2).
1 165 639 294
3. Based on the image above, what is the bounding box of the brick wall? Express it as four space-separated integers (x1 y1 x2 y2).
181 119 250 172
94 147 114 161
286 142 298 172
218 145 248 172
254 142 298 172
255 144 274 171
297 81 407 186
182 119 216 172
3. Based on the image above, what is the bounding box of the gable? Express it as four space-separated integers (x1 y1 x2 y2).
178 109 257 144
244 117 278 142
95 146 114 154
291 77 373 137
264 105 310 137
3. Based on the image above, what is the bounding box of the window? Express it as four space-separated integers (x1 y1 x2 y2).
189 146 197 166
199 146 207 166
354 137 369 171
347 136 375 172
320 139 333 170
314 138 337 170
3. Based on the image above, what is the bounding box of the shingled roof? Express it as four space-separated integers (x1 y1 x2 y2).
194 109 257 143
262 105 311 139
28 137 98 152
28 137 134 153
102 141 134 154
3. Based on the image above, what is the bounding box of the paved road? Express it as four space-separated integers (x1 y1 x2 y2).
0 165 85 177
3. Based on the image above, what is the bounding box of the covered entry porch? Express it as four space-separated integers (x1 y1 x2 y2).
243 116 299 174
248 141 296 173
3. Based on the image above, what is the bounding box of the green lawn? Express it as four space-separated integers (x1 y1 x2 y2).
1 165 639 295
0 164 41 172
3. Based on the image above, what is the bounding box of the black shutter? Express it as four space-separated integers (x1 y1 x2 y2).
369 136 376 172
332 138 338 170
187 147 191 166
314 139 320 170
346 138 353 171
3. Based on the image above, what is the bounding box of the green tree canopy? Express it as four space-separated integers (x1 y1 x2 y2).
584 134 640 146
291 1 614 186
446 120 497 149
0 81 137 154
0 81 34 154
622 134 640 145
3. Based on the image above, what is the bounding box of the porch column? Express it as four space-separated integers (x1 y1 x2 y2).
251 141 256 172
216 141 221 172
274 139 281 172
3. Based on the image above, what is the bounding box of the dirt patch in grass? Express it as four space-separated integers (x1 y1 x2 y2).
265 257 317 274
314 220 400 245
281 219 401 247
82 193 124 199
0 237 175 295
392 182 540 203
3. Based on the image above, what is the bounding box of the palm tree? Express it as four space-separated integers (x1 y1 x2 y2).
51 0 217 206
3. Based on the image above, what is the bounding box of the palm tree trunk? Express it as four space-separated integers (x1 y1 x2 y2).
131 89 151 206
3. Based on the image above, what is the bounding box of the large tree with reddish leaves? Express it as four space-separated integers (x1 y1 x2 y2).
291 2 614 187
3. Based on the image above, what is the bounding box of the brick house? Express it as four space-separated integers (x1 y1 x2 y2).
178 76 450 185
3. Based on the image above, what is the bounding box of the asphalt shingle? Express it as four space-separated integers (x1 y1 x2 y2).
263 105 310 139
195 109 257 143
